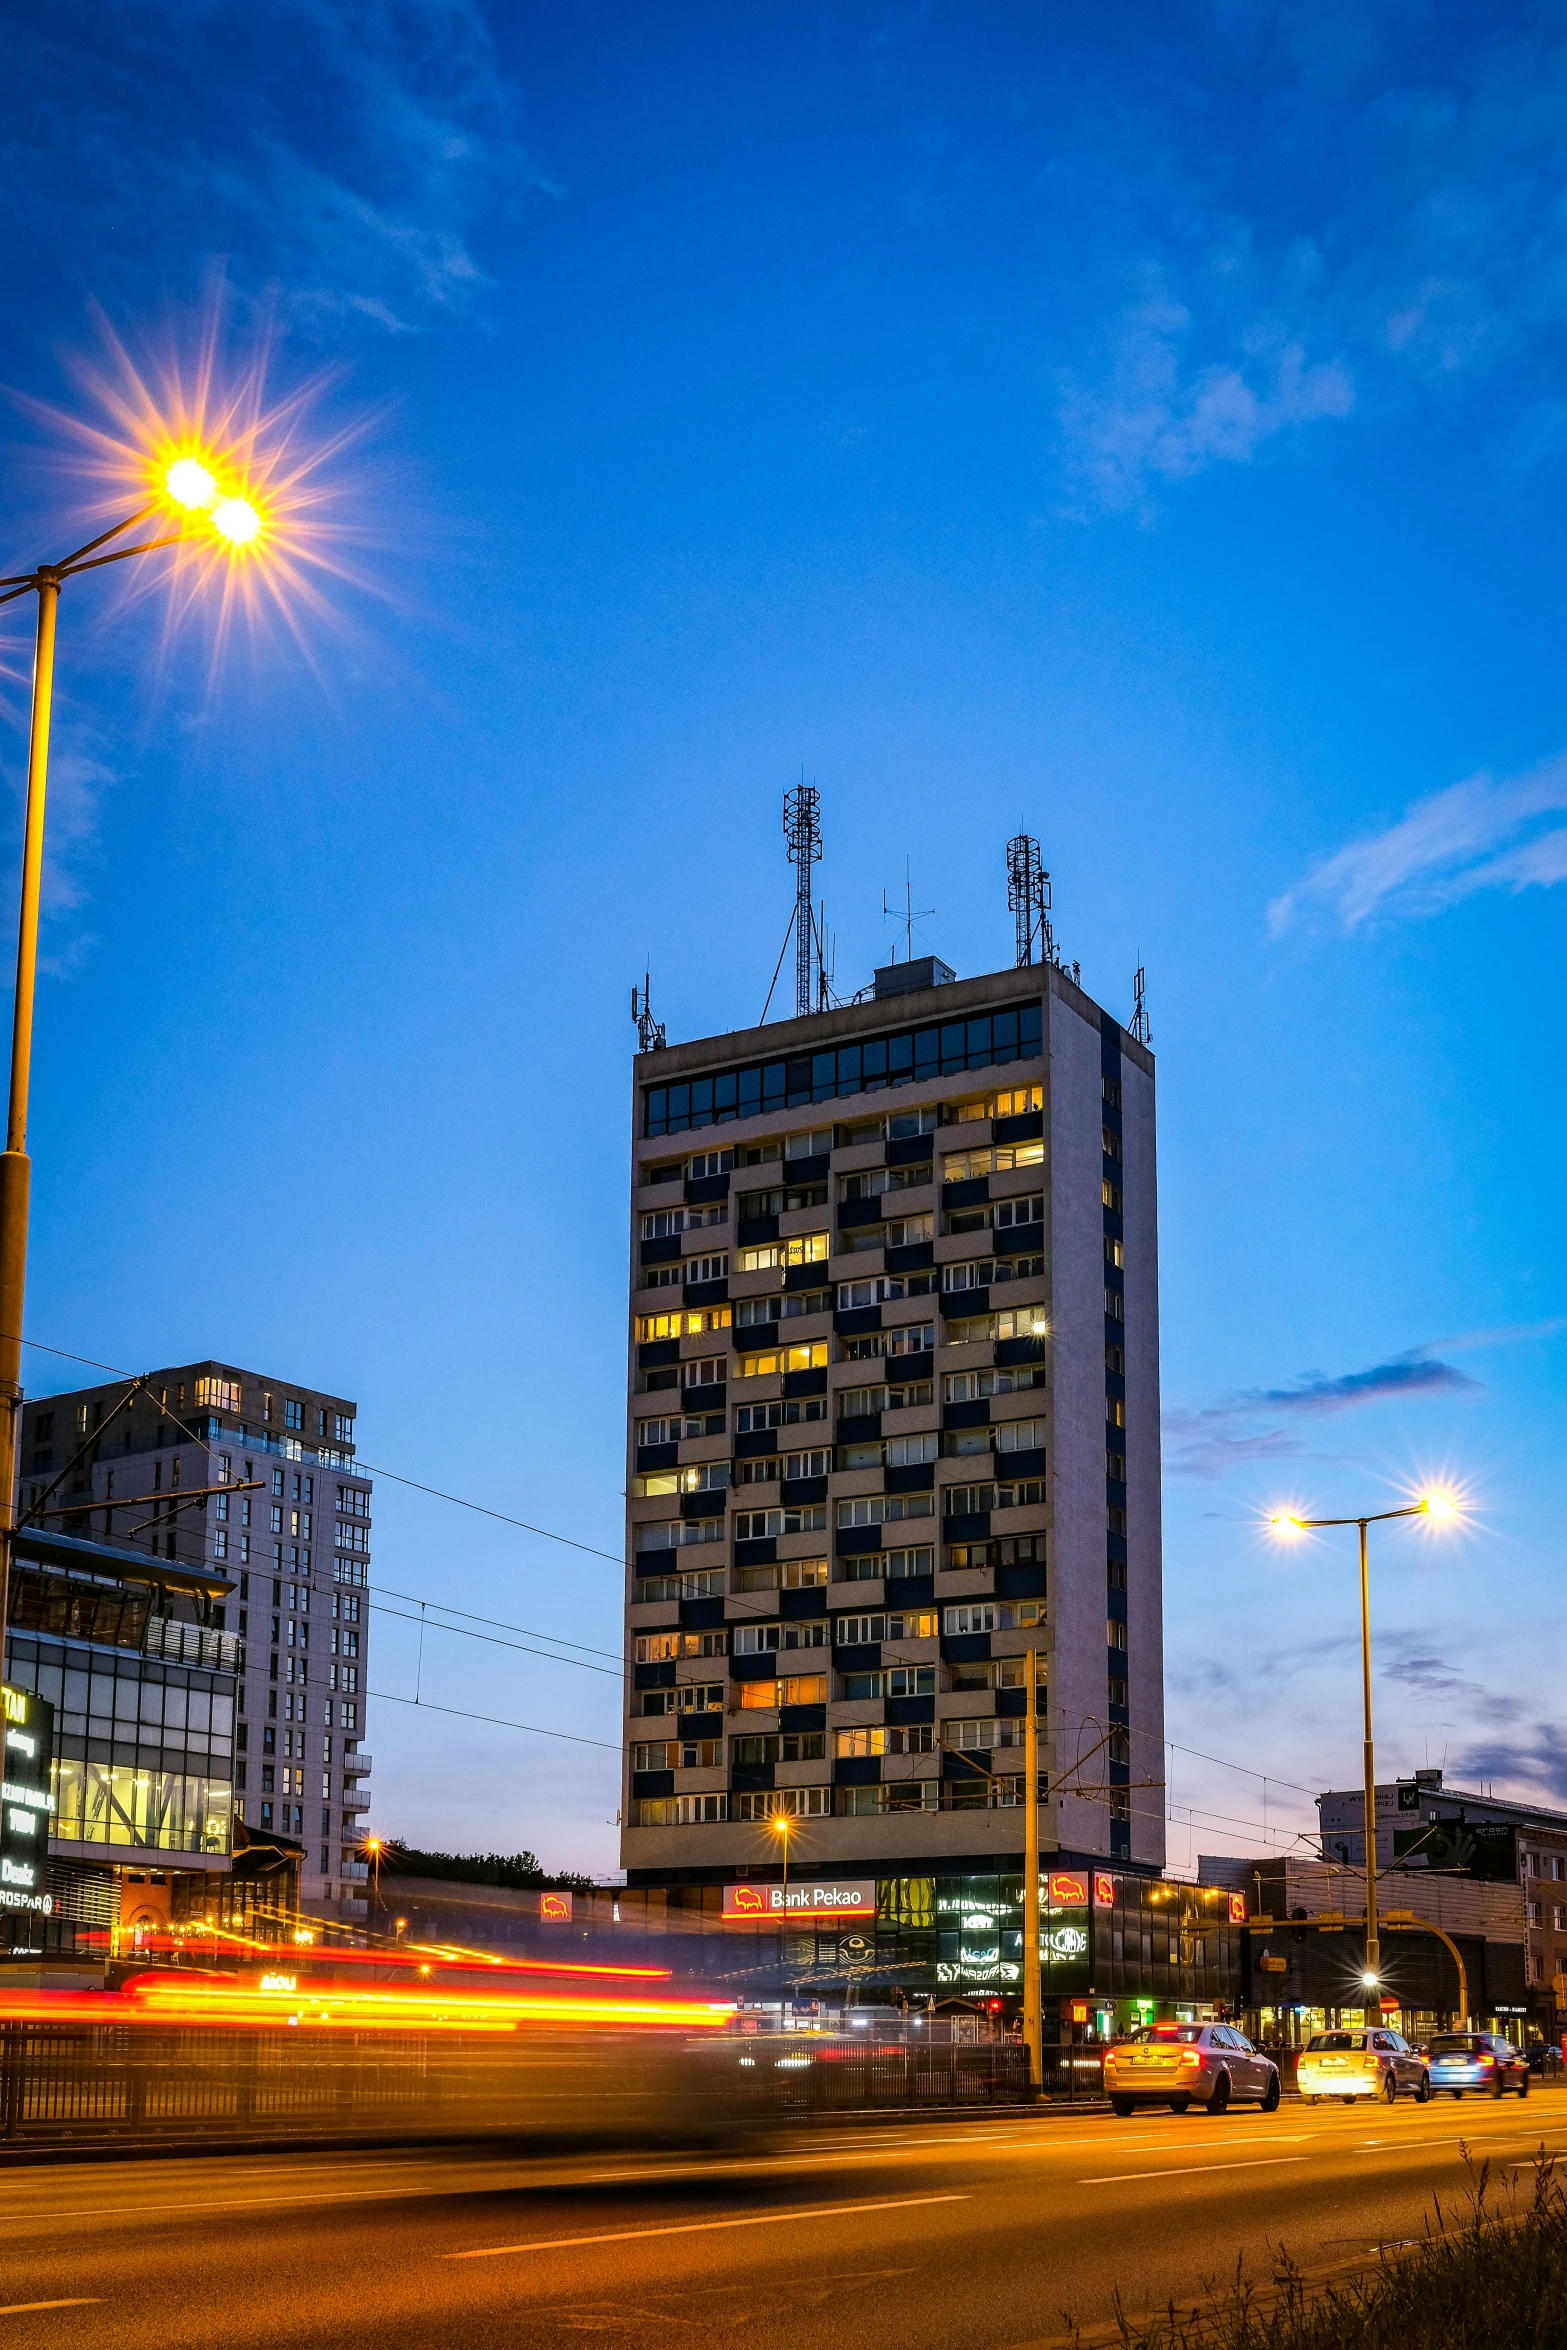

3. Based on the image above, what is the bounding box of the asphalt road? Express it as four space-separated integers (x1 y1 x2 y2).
3 2086 1564 2348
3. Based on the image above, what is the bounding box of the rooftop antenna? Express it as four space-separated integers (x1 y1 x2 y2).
630 971 666 1053
882 858 934 964
784 782 822 1020
1129 965 1151 1047
1006 829 1058 968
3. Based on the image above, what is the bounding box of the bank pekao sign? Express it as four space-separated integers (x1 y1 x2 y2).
1 1683 55 1916
723 1879 875 1922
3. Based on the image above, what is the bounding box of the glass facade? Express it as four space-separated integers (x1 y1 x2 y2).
644 1001 1044 1137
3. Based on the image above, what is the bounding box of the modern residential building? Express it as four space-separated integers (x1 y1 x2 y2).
621 937 1165 2019
16 1363 373 1927
1318 1769 1567 2037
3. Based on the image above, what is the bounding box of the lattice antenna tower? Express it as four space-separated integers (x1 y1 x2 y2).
630 970 666 1053
1006 830 1057 968
784 783 822 1020
1130 965 1151 1047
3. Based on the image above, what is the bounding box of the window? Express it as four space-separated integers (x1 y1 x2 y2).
840 1322 936 1362
1105 1342 1125 1375
1104 1290 1125 1321
632 1738 723 1771
738 1243 783 1274
637 1682 725 1717
942 1254 1045 1293
732 1731 826 1763
1107 1559 1127 1593
635 1629 728 1662
837 1543 935 1582
637 1306 732 1341
943 1367 1045 1402
336 1487 370 1519
738 1674 828 1710
333 1414 354 1444
732 1787 830 1821
633 1462 730 1498
836 1380 933 1417
943 1140 1045 1183
841 1665 935 1700
942 1601 1045 1633
834 1723 935 1758
1106 1448 1126 1482
731 1619 829 1655
687 1149 734 1178
943 1479 1045 1514
837 1105 940 1147
648 1260 690 1287
1103 1076 1122 1109
684 1253 729 1284
735 1341 828 1379
1104 1235 1125 1269
1102 1124 1122 1163
635 1517 724 1552
837 1430 938 1473
780 1557 829 1589
949 1653 1044 1692
783 1447 831 1479
637 1567 726 1602
683 1355 727 1390
836 1493 935 1527
642 1205 727 1239
639 1410 727 1445
732 1504 827 1538
1108 1675 1128 1708
1108 1617 1128 1651
734 1397 827 1432
837 1272 937 1310
946 1307 1050 1345
995 1193 1043 1232
285 1401 303 1431
943 1716 1025 1751
782 1232 829 1266
994 1417 1045 1454
634 1794 728 1826
1102 1180 1123 1213
1108 1396 1125 1428
838 1781 942 1816
834 1610 936 1643
839 1165 930 1203
736 1456 780 1486
195 1376 242 1414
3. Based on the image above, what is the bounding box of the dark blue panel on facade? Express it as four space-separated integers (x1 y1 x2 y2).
835 1413 881 1446
885 1463 935 1494
942 1749 992 1780
730 1762 775 1792
837 1197 887 1230
680 1491 722 1519
885 1135 935 1168
885 1242 935 1275
1106 1478 1127 1507
1106 1531 1128 1566
833 1643 882 1673
788 1151 831 1182
996 1688 1028 1718
942 1400 991 1431
996 1560 1048 1601
943 1511 991 1542
779 1703 826 1733
684 1279 729 1309
941 1633 992 1664
734 1321 779 1355
780 1476 828 1507
683 1709 724 1737
943 1176 991 1210
1002 1448 1048 1481
684 1379 727 1410
782 1368 829 1399
635 1442 679 1472
685 1173 731 1204
896 1349 936 1382
889 1572 936 1605
729 1654 780 1683
735 1429 777 1458
995 1336 1047 1368
992 1110 1045 1145
836 1525 887 1556
834 1307 883 1337
737 1215 779 1247
885 1694 936 1726
632 1771 675 1800
943 1287 989 1319
640 1236 683 1267
834 1757 882 1787
778 1585 828 1621
679 1596 726 1630
1108 1700 1130 1727
733 1537 777 1566
638 1340 681 1370
1104 1314 1125 1345
633 1662 676 1691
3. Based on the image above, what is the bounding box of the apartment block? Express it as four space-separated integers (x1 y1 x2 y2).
17 1363 373 1924
622 951 1164 1897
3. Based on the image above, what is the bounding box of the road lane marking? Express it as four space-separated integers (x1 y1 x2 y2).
0 2304 102 2319
1081 2157 1307 2185
445 2191 969 2259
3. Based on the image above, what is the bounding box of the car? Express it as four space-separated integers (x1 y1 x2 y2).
1526 2043 1562 2076
1104 2022 1281 2115
1296 2027 1429 2105
1423 2031 1530 2097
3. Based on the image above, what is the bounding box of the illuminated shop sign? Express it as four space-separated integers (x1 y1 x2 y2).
540 1892 573 1922
1094 1872 1115 1904
723 1880 875 1921
1048 1872 1087 1906
1229 1893 1247 1922
1 1683 56 1916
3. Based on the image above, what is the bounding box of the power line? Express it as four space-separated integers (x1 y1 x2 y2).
369 1583 622 1667
371 1600 622 1679
368 1689 621 1754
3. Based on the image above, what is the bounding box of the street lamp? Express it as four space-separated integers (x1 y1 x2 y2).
0 447 273 1640
770 1809 792 1901
1269 1493 1461 2019
362 1834 383 1922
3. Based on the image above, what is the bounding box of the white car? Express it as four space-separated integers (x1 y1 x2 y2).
1297 2027 1430 2105
1105 2022 1282 2115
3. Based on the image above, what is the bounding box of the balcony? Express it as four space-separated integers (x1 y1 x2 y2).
144 1617 238 1672
341 1784 370 1810
342 1750 372 1775
340 1859 370 1882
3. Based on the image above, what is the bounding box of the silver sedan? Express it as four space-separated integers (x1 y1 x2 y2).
1104 2022 1282 2115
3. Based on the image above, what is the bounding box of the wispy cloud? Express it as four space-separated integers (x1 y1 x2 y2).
1165 1348 1478 1480
1452 1723 1567 1810
1 1 556 336
1268 754 1567 934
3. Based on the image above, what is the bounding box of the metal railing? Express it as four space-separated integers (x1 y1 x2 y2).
143 1617 238 1672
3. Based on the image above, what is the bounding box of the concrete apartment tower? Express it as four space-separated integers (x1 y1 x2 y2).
18 1363 373 1925
621 914 1164 1900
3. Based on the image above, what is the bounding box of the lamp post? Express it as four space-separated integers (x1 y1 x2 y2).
1270 1495 1459 2021
771 1809 792 1902
0 462 267 1646
1023 1643 1043 2092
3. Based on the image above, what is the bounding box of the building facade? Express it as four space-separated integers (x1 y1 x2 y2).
17 1363 373 1927
621 949 1165 1960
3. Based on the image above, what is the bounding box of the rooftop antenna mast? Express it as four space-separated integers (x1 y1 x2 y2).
1129 965 1151 1046
784 782 822 1020
1007 830 1058 968
630 970 666 1053
882 859 934 964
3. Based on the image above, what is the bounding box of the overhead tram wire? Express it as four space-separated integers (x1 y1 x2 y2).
369 1690 621 1754
11 1331 1338 1813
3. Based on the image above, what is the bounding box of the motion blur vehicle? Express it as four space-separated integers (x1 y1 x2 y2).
1104 2022 1281 2115
1424 2031 1530 2097
1527 2042 1562 2076
1296 2027 1429 2105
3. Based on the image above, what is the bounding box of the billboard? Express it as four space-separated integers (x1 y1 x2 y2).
1 1683 55 1916
723 1880 875 1921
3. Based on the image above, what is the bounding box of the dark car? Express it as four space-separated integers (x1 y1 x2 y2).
1527 2043 1562 2076
1424 2032 1530 2097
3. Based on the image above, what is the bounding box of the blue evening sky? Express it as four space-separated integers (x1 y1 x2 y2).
2 2 1564 1874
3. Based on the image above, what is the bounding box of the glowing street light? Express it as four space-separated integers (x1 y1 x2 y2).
1267 1492 1464 2017
770 1810 793 1899
0 428 281 1639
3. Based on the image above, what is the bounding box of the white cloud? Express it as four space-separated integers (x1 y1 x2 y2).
1268 753 1567 934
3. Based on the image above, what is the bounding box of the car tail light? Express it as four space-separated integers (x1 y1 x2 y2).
1179 2048 1200 2066
1479 2053 1495 2068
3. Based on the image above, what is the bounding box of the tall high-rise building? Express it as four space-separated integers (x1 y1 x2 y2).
17 1363 373 1925
622 946 1164 1916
